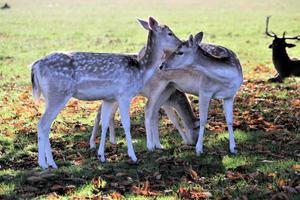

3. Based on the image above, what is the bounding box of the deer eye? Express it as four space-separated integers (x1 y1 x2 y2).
176 51 184 55
168 32 173 36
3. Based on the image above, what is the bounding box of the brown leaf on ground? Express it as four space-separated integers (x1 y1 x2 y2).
110 192 123 199
177 186 212 199
268 172 277 178
185 166 199 180
131 180 162 196
226 171 244 181
91 177 105 190
291 99 300 107
278 179 287 188
291 164 300 170
46 192 60 200
65 185 76 194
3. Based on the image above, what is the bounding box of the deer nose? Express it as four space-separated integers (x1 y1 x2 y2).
159 62 165 70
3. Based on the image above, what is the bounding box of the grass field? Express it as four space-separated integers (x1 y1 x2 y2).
0 0 300 199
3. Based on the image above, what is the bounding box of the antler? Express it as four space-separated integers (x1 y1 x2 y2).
282 31 300 40
265 16 277 38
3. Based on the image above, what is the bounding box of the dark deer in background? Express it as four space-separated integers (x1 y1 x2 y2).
266 16 300 82
0 3 10 9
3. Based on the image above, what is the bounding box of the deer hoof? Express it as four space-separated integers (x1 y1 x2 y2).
109 140 116 145
267 77 283 83
154 143 164 149
130 156 138 162
147 143 155 151
89 141 96 149
196 149 203 156
230 149 238 155
98 155 106 163
39 163 49 170
47 162 58 169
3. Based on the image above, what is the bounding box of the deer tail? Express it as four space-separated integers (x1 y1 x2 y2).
30 60 41 105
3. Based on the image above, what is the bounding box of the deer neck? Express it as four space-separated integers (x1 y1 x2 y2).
272 48 290 65
139 31 163 85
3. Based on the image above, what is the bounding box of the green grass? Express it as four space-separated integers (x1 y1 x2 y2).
1 0 300 199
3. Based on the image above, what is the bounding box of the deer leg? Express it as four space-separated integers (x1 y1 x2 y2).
151 85 176 149
223 97 237 154
151 104 162 149
145 84 167 151
90 103 102 149
97 101 115 162
38 95 71 169
91 102 118 149
108 102 118 144
118 98 137 161
145 102 154 151
196 94 211 155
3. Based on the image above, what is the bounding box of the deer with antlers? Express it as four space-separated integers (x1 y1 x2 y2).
265 16 300 82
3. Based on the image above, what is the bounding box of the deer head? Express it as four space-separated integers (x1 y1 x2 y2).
266 16 300 50
160 32 204 70
137 17 181 52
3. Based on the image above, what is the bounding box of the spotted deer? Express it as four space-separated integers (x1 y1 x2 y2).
160 32 243 155
31 17 181 169
89 45 199 150
265 16 300 82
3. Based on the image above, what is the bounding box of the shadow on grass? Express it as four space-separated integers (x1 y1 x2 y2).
0 123 299 199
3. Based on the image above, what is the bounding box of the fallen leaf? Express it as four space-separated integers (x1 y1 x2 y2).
132 181 161 196
278 179 287 187
91 177 105 190
65 185 76 194
110 192 122 199
226 171 243 180
177 186 212 199
185 166 199 180
46 192 60 200
79 126 87 132
268 172 277 177
291 164 300 170
291 99 300 107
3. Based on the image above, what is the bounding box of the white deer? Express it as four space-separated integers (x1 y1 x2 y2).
159 32 243 155
31 17 181 169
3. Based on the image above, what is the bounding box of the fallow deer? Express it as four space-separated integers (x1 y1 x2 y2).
160 32 243 155
89 45 199 150
266 16 300 82
0 3 10 9
31 17 181 169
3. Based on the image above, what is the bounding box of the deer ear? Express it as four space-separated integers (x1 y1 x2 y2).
194 32 203 45
188 34 194 47
148 17 159 31
137 18 150 31
286 43 296 48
